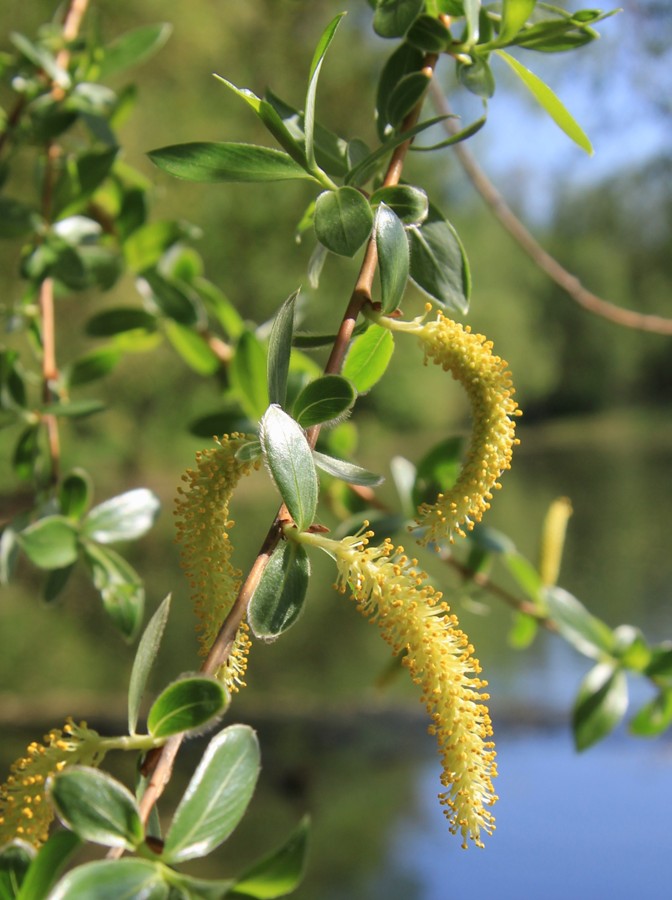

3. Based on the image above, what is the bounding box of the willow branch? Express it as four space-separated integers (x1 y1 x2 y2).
430 82 672 336
136 52 440 832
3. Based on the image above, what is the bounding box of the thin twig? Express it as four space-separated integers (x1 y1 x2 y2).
136 52 440 831
430 82 672 336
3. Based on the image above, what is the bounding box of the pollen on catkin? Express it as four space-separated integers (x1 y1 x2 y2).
374 307 520 544
0 719 99 847
295 527 497 848
174 434 260 690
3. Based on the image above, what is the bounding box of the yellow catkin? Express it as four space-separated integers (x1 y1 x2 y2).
174 434 260 690
0 720 99 847
297 528 497 848
377 307 521 543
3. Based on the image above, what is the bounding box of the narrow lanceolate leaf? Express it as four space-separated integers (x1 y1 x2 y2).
572 664 628 751
259 406 318 532
292 375 355 428
314 187 373 257
495 0 537 46
0 841 34 899
545 586 616 660
305 14 346 171
128 594 172 735
408 201 471 313
49 767 144 850
248 542 310 639
464 0 482 46
81 488 160 544
231 330 270 421
15 830 80 900
147 677 228 739
98 23 172 78
162 725 260 864
267 290 299 408
373 0 424 38
82 542 144 641
48 859 168 900
342 325 395 394
148 143 318 183
495 50 593 154
17 517 79 570
232 815 310 899
313 451 384 487
375 204 409 313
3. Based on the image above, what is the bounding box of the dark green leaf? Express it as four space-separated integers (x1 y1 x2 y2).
374 204 409 314
165 322 220 375
164 873 234 900
231 330 270 422
314 187 373 257
99 23 173 79
645 645 672 680
376 43 424 139
495 50 593 154
373 0 424 37
82 543 144 640
232 815 310 899
259 405 318 532
15 831 80 900
248 542 311 639
10 32 69 88
0 197 38 239
342 324 394 394
82 488 160 544
0 351 26 409
457 55 495 98
44 565 75 604
46 400 106 419
406 14 452 51
147 677 228 739
12 426 39 481
371 185 428 224
128 594 172 735
386 71 431 129
86 307 157 337
292 375 355 428
408 201 471 313
162 725 260 864
48 859 168 900
313 451 384 487
50 767 143 850
545 586 616 660
58 469 92 520
17 517 79 570
412 436 463 507
0 841 34 900
265 90 348 177
629 689 672 738
305 14 346 171
189 408 255 439
139 270 200 326
67 347 122 387
572 664 628 751
267 290 299 408
149 142 317 184
412 111 487 151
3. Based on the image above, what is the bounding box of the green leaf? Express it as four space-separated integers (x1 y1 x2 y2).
231 330 270 422
67 347 122 387
139 270 200 326
99 23 173 79
342 324 395 394
82 543 144 640
0 197 39 239
408 201 471 313
86 307 157 337
406 14 452 52
15 831 80 900
612 624 651 672
248 542 310 639
82 488 160 544
457 55 495 99
164 321 220 375
46 400 106 420
189 408 255 439
17 517 79 570
232 815 310 899
464 0 482 46
164 872 234 900
412 436 463 507
412 111 486 151
629 689 672 738
313 451 384 487
59 469 92 520
305 14 346 171
48 859 168 900
259 406 318 532
123 220 191 273
49 767 144 851
495 50 593 154
12 426 39 481
386 71 431 129
0 841 34 900
267 290 298 408
371 185 428 224
147 676 228 739
373 0 424 38
128 594 172 735
10 32 70 89
572 664 628 751
162 724 260 864
43 565 75 604
374 204 409 314
545 586 616 660
503 552 544 604
645 645 672 680
148 143 317 184
314 187 373 257
264 90 348 177
495 0 537 46
376 43 424 140
508 611 539 650
292 375 355 428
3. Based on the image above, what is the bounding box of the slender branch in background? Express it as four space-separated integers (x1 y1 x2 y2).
136 52 440 832
430 82 672 336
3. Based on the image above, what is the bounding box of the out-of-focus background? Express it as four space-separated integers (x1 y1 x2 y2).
1 1 671 897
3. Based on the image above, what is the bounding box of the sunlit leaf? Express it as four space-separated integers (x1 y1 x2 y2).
572 663 628 751
305 14 346 171
82 488 160 544
313 451 383 487
408 201 471 313
259 406 318 531
231 330 270 421
232 816 310 899
545 586 615 660
342 325 394 394
314 187 373 257
147 677 228 738
292 375 355 428
15 831 80 900
17 517 79 570
83 543 144 640
128 594 172 735
629 689 672 738
48 859 168 900
375 205 409 314
267 290 298 408
149 143 317 183
248 542 310 639
98 23 173 79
